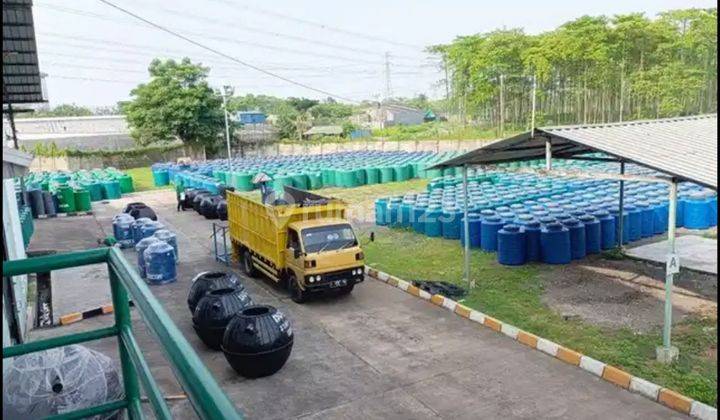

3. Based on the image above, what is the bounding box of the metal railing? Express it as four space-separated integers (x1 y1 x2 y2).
3 247 243 420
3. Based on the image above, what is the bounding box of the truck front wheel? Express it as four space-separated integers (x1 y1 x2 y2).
242 250 258 278
288 275 308 304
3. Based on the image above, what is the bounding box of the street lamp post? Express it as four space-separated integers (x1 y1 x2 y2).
221 85 234 174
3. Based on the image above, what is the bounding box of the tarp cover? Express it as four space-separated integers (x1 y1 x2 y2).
3 344 123 419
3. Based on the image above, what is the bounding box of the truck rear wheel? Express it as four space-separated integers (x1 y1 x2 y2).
242 250 258 278
288 275 307 304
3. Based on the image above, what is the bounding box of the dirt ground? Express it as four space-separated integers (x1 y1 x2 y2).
540 255 717 332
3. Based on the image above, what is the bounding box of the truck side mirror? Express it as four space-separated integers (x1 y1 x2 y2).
370 232 375 242
293 248 301 259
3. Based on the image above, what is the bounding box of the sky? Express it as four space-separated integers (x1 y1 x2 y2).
33 0 717 108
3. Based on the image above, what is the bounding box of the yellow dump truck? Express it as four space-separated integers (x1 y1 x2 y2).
227 186 365 303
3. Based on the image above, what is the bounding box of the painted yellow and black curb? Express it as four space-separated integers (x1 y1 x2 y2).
364 266 717 420
59 302 127 326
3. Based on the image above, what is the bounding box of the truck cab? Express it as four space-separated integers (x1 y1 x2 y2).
228 186 366 303
284 219 365 302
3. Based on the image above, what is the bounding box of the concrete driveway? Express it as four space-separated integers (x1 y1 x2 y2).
23 190 683 419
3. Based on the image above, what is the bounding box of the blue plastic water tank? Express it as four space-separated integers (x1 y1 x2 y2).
562 218 586 260
498 211 516 226
684 193 711 229
135 237 161 279
625 204 642 242
400 200 415 228
144 241 177 285
412 203 428 234
441 207 462 239
387 198 402 227
480 215 504 252
522 220 542 262
675 198 686 227
460 213 482 248
578 215 601 255
497 225 526 265
540 223 572 264
423 205 443 237
608 208 630 245
153 229 179 262
374 198 388 226
141 221 165 239
592 210 616 250
113 213 134 240
650 199 668 235
131 217 153 244
116 217 134 248
635 201 655 238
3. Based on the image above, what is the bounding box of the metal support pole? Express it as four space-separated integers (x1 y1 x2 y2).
660 180 679 360
108 269 142 418
462 164 472 289
545 139 552 171
617 161 626 249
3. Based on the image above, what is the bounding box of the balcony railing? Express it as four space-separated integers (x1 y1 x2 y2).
3 247 243 420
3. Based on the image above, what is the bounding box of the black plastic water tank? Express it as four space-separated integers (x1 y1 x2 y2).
192 288 253 350
217 200 228 221
187 271 243 314
200 195 222 219
193 191 212 213
123 202 157 220
222 305 294 378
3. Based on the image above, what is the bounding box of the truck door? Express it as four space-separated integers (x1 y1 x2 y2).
285 228 303 276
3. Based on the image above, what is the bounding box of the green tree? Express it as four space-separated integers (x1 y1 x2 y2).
123 58 224 150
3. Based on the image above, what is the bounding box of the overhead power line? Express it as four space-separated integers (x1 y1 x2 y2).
122 0 425 61
95 0 361 103
38 3 435 68
207 0 425 50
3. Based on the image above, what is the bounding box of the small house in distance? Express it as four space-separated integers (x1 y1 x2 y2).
351 104 426 129
303 125 343 140
235 111 267 125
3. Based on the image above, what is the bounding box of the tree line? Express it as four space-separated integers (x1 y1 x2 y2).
431 8 717 133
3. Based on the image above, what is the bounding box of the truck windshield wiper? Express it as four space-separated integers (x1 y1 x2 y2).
338 240 356 250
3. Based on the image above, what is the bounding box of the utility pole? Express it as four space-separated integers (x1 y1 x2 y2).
619 61 625 123
7 103 19 149
221 85 233 173
499 74 505 137
384 52 392 102
443 54 450 113
530 74 537 138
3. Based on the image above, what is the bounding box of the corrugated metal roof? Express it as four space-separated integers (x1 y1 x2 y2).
433 114 717 189
3 0 45 104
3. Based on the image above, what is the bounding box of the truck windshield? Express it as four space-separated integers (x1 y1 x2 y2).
301 224 357 253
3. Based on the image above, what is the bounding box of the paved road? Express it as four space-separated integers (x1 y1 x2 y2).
25 190 683 419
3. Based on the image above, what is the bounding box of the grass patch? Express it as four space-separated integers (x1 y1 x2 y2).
125 167 171 192
362 227 717 406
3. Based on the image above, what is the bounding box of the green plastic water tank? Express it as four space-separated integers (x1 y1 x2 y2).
393 165 411 182
354 169 366 186
102 180 122 199
84 182 104 201
424 168 443 179
321 169 336 187
231 172 254 191
57 186 76 213
271 176 292 193
442 167 456 176
379 167 394 183
307 173 323 190
291 173 309 190
74 189 92 212
118 175 134 193
364 167 380 185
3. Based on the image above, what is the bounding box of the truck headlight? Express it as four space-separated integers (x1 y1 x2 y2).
316 275 322 282
308 276 315 283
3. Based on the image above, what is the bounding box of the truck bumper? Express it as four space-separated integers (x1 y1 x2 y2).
304 268 364 292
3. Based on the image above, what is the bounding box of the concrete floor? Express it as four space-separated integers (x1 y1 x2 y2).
22 190 684 419
627 234 718 275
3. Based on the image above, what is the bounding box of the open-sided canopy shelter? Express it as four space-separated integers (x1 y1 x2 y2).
432 114 718 361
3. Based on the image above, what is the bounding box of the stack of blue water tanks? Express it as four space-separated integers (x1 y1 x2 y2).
376 163 717 266
112 214 179 284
